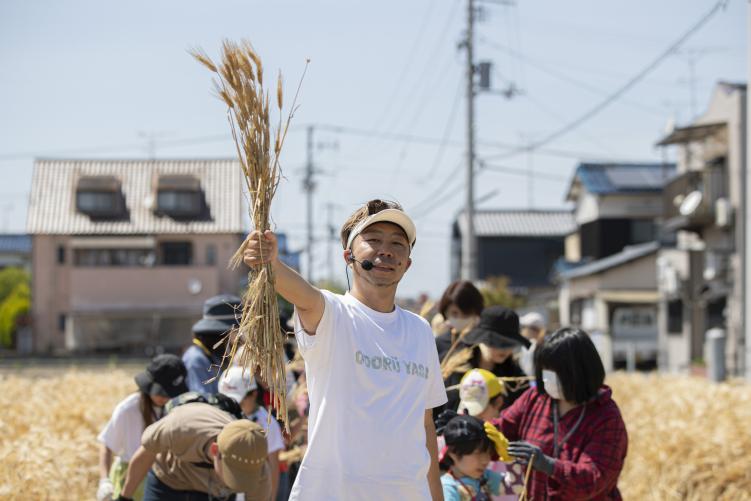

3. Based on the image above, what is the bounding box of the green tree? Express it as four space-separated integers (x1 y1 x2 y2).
0 267 28 302
0 268 31 348
478 275 525 310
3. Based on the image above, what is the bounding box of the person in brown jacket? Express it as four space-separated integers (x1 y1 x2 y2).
118 402 270 501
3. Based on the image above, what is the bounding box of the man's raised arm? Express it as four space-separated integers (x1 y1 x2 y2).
243 230 324 334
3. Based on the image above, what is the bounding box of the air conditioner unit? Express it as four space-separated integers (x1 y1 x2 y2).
715 198 732 228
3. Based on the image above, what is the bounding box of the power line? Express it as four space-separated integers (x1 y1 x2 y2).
521 93 615 156
372 0 462 145
0 121 648 164
364 0 440 136
418 78 464 179
410 158 465 218
388 55 460 181
480 36 668 118
312 123 640 161
478 161 570 182
412 176 465 221
481 0 729 163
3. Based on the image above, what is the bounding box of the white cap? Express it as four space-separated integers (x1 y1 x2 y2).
520 312 545 330
219 366 258 404
345 208 417 250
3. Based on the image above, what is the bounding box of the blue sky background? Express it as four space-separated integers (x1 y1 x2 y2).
0 0 746 296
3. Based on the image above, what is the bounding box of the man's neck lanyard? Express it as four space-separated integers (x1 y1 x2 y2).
552 400 587 458
450 471 490 501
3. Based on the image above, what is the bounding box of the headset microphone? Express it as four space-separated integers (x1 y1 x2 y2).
348 255 374 270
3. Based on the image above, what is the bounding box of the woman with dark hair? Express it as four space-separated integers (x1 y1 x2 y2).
96 355 188 501
443 306 530 413
493 327 628 500
434 280 485 360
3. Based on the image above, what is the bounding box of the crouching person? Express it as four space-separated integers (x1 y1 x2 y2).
117 402 271 501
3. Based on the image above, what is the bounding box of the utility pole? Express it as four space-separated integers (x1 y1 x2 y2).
138 131 168 159
745 0 751 381
304 126 315 282
325 202 340 283
462 0 478 281
519 132 535 208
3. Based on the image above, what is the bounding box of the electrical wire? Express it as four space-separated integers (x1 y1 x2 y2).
481 0 729 162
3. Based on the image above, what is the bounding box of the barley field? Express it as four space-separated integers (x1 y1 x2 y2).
0 366 748 500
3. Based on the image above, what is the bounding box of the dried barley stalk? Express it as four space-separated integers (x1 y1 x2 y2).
191 40 306 430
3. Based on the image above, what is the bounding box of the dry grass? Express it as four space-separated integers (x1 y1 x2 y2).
609 372 751 501
191 41 307 430
1 368 749 500
0 368 134 501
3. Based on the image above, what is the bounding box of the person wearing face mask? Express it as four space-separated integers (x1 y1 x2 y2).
443 306 530 414
433 280 485 360
518 312 546 378
96 354 189 501
492 327 628 501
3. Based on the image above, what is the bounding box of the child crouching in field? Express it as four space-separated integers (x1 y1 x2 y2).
438 414 506 501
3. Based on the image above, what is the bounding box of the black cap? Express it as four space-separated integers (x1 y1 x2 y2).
192 294 242 336
443 414 487 446
463 306 531 349
134 354 189 398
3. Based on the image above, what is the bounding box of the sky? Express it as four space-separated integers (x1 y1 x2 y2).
0 0 747 298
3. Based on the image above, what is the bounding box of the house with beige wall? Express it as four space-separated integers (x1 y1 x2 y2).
26 158 248 354
557 162 675 370
654 82 747 376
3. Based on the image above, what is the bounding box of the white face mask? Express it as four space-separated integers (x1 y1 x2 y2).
542 369 564 400
448 316 474 332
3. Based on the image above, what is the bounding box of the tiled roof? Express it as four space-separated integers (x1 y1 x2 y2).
456 210 577 237
568 163 676 198
558 241 659 279
27 159 246 235
0 234 31 253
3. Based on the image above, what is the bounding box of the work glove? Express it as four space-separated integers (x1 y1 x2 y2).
95 478 113 501
483 422 512 462
508 441 556 476
434 409 458 435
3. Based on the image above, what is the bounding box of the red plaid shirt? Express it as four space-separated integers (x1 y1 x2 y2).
492 386 627 501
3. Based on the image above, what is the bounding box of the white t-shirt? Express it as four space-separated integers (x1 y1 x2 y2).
289 291 447 501
97 392 147 462
247 406 285 454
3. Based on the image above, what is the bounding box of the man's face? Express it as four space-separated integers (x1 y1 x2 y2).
346 222 412 288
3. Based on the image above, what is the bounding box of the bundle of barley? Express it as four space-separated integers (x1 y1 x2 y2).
192 41 305 430
609 372 751 501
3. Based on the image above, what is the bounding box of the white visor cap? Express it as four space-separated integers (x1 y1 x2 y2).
345 208 417 250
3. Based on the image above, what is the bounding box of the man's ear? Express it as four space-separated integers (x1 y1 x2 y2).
343 249 352 264
209 441 219 458
405 257 412 271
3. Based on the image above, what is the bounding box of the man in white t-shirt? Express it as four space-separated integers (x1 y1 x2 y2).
244 199 447 501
